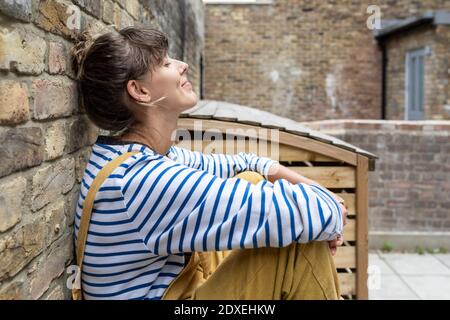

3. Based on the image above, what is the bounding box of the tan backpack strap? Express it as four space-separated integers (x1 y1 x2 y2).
73 151 140 300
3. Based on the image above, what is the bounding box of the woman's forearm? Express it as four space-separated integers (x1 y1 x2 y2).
266 163 346 204
266 162 319 185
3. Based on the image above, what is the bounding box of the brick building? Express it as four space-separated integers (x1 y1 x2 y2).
375 10 450 120
203 0 450 122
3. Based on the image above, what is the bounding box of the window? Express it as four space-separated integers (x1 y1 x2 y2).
405 47 430 120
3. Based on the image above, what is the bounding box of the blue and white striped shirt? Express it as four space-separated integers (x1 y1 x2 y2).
74 135 344 300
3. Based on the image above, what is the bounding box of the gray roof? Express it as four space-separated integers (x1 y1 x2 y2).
374 10 450 39
180 100 378 160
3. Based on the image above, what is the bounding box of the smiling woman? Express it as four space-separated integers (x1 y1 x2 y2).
71 27 190 133
71 26 346 300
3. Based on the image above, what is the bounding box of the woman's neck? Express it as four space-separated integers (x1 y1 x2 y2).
119 109 179 156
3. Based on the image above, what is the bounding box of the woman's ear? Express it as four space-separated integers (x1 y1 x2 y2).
126 79 151 103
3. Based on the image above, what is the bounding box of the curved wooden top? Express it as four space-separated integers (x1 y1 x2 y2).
180 100 378 161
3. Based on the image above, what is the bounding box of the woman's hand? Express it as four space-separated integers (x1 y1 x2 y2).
332 195 348 227
328 201 348 256
328 235 344 256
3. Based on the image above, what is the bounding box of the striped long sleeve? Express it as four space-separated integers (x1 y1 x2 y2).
120 154 344 256
166 145 277 179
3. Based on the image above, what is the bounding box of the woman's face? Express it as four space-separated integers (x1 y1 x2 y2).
137 55 198 112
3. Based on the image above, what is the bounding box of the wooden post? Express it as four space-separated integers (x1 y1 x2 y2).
356 155 369 299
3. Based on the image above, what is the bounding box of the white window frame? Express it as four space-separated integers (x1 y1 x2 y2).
404 47 431 120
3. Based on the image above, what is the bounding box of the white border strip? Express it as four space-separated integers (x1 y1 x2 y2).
203 0 273 4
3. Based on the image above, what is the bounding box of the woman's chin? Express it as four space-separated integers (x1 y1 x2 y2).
174 89 198 112
184 92 198 109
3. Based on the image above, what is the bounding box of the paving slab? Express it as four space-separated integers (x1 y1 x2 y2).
369 253 395 275
368 274 419 300
401 275 450 300
434 254 450 269
379 253 450 275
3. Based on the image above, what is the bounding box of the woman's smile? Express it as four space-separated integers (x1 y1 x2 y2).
182 81 192 89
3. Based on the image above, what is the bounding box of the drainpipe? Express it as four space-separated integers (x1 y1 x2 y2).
379 40 387 120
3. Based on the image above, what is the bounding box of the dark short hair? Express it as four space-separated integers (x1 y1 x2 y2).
71 26 169 132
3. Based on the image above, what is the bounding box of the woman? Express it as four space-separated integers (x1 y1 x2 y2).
72 26 347 300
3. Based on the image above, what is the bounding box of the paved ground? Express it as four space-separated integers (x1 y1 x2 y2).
368 251 450 300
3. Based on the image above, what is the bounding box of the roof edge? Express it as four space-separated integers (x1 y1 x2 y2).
374 10 450 40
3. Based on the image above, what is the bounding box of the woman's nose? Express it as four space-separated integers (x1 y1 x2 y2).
179 61 189 74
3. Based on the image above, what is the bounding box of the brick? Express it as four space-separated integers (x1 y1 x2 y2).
109 2 133 30
45 120 66 160
35 0 80 39
31 157 75 211
119 9 134 29
416 201 438 209
74 147 92 183
0 176 26 232
32 79 77 120
112 2 121 28
66 116 98 153
435 210 449 219
65 189 80 229
102 0 114 24
441 202 450 209
80 12 110 38
115 0 126 9
0 80 29 125
44 285 65 300
0 127 44 178
124 0 140 20
73 0 102 19
29 234 72 299
48 42 66 75
0 28 46 75
0 0 32 22
0 280 25 300
0 216 46 281
44 199 66 244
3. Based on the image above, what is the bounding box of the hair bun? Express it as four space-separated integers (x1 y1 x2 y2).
71 30 95 79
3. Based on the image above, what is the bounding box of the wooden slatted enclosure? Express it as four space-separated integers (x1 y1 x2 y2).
175 101 377 300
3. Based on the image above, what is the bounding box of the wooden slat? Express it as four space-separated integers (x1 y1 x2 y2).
356 155 369 300
343 218 356 241
213 104 239 121
337 193 356 216
180 100 209 117
338 273 356 296
175 138 342 163
230 104 264 127
175 139 275 158
278 144 337 162
187 101 218 118
288 166 356 189
176 119 358 166
280 131 357 166
334 246 356 268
